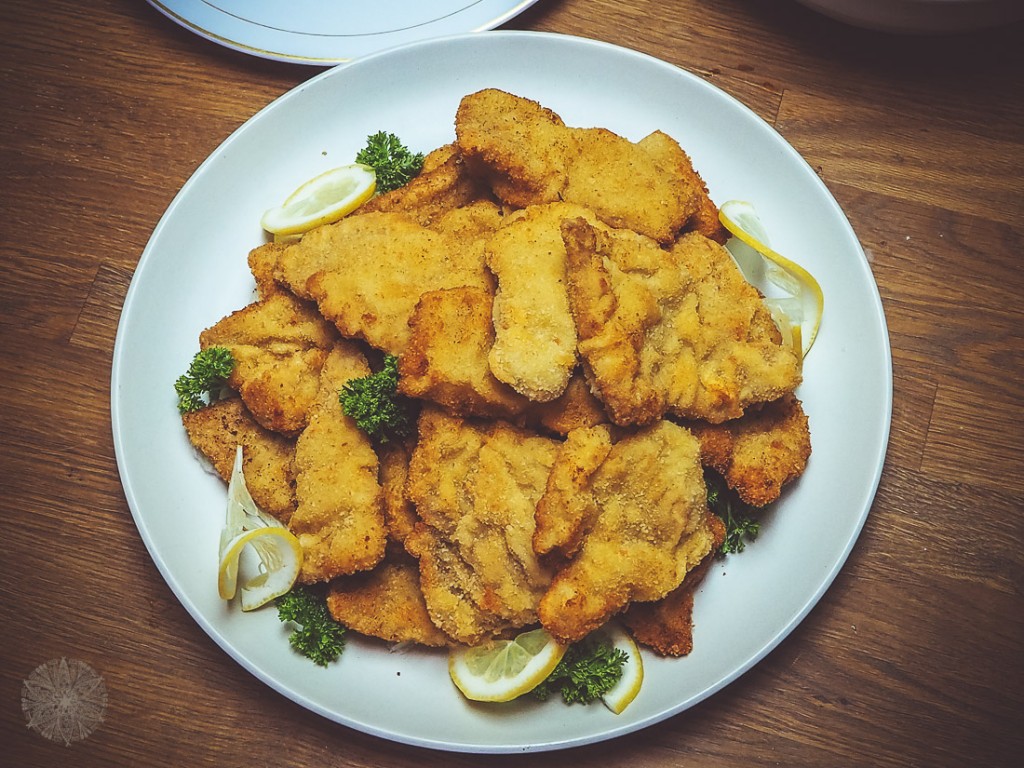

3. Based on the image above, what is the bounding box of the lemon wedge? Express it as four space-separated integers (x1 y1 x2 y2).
261 163 377 237
596 623 644 714
448 627 567 703
719 200 824 358
218 446 303 611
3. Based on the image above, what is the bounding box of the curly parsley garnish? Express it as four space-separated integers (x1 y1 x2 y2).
355 131 424 193
174 347 234 414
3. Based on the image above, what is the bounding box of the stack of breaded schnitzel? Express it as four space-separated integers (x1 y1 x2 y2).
181 89 811 655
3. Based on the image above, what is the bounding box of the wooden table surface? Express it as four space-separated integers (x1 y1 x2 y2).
2 1 1021 765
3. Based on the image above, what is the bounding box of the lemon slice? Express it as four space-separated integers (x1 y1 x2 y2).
719 200 824 358
261 163 376 237
448 627 567 703
217 446 303 611
596 622 644 714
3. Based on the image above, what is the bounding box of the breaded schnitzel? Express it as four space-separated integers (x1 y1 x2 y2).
357 143 493 227
533 424 613 561
687 393 811 506
181 395 297 523
378 440 419 548
562 218 802 426
404 407 560 645
290 341 387 583
621 544 722 657
274 211 492 355
484 203 597 402
199 290 338 436
537 420 718 643
398 286 531 420
454 88 714 243
247 242 288 298
326 554 449 647
455 88 573 208
521 371 611 437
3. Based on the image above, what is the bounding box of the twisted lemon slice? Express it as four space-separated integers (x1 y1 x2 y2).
719 200 824 360
218 446 303 611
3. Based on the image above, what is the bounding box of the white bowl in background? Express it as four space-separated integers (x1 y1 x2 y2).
794 0 1024 33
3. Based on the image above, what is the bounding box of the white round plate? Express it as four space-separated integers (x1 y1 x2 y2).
112 31 892 753
145 0 542 64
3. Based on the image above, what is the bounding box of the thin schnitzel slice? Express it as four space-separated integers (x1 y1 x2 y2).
378 440 418 549
455 88 573 208
274 211 492 355
562 218 802 426
181 396 297 524
533 424 613 561
636 130 729 244
357 143 492 227
398 286 531 420
199 291 338 436
247 242 288 298
454 89 705 243
521 371 611 437
562 127 698 243
666 231 803 422
326 553 450 647
484 203 597 402
620 540 722 657
405 407 560 645
538 420 717 643
290 341 387 583
687 393 811 506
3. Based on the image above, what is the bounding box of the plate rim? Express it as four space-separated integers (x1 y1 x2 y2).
145 0 544 64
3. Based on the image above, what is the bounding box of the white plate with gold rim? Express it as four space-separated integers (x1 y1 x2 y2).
112 31 892 753
146 0 543 64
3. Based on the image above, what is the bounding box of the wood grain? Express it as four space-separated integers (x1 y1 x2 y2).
1 0 1021 766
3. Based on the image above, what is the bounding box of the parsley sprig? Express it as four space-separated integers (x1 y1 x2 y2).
276 586 347 667
706 470 760 555
355 131 424 193
174 347 234 414
532 636 627 705
338 354 416 444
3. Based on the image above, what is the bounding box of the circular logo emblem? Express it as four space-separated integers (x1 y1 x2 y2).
21 658 108 746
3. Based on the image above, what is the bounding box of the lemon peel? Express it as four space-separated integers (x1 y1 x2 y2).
719 200 824 359
218 446 303 611
596 623 644 714
448 627 567 703
261 163 377 237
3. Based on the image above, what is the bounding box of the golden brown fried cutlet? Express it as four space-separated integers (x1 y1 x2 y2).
537 420 718 644
687 393 811 507
377 439 419 549
199 291 338 436
404 407 560 645
520 371 611 437
247 242 289 298
484 203 598 402
398 286 531 421
562 217 802 426
290 341 387 584
533 424 613 562
180 396 297 524
357 143 493 227
326 554 450 647
454 89 712 243
620 536 722 657
274 211 492 356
